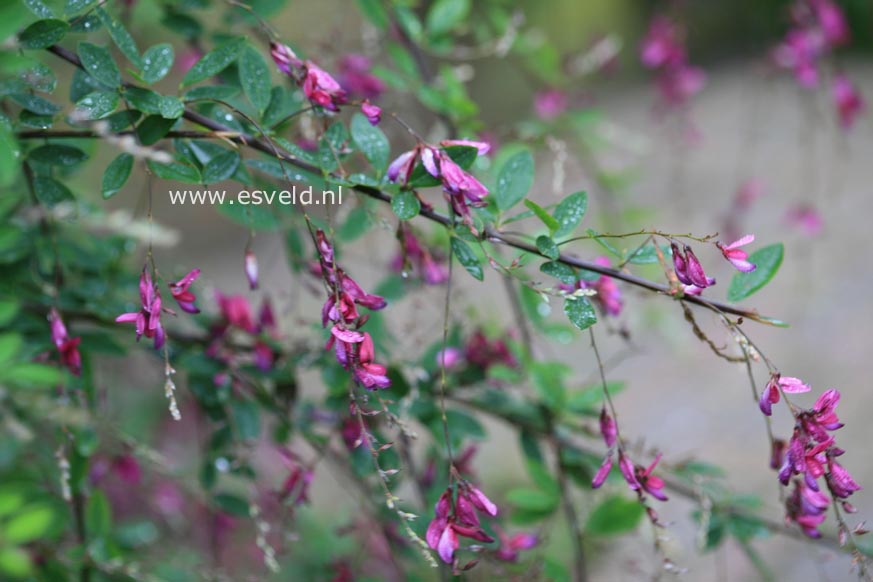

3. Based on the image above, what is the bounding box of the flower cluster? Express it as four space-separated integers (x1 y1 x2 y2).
463 329 518 371
591 408 668 502
426 483 498 565
168 269 201 313
772 0 865 130
559 256 623 316
49 308 81 376
670 236 757 296
761 374 862 538
208 293 279 373
640 16 706 108
390 229 448 285
270 42 381 124
315 230 390 389
388 140 490 227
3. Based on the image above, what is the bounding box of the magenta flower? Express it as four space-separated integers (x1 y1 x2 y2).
832 73 865 131
592 455 613 489
494 528 538 562
636 454 668 501
618 451 640 491
785 204 823 236
302 62 348 112
671 243 715 291
361 99 381 125
269 42 301 76
215 292 256 333
426 484 498 564
759 374 811 416
600 407 617 448
464 330 517 370
717 235 757 272
244 250 258 290
439 139 491 155
813 0 850 47
168 268 201 314
390 229 448 285
640 16 686 69
786 479 829 538
116 269 166 349
49 308 81 376
656 64 706 106
353 332 391 390
277 449 313 505
387 148 419 185
111 453 142 485
337 54 384 99
827 458 862 498
436 347 463 370
533 89 568 120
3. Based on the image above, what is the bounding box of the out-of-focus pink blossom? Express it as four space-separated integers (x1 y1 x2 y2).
785 204 824 236
361 99 382 125
533 89 568 120
244 250 258 290
832 73 865 131
338 54 384 99
49 308 81 376
116 269 166 349
640 16 686 69
494 527 538 562
436 347 463 370
464 330 517 370
390 229 448 285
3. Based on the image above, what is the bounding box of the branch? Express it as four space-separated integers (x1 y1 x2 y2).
43 43 774 327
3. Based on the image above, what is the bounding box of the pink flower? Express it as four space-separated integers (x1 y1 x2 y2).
426 485 498 564
640 17 686 69
353 332 391 390
115 269 166 349
786 479 829 538
111 454 142 484
215 292 256 333
813 0 850 47
436 347 462 370
619 451 640 490
390 230 449 285
671 243 715 290
785 204 823 236
759 374 811 416
278 450 313 505
827 458 862 498
832 73 865 131
716 235 756 273
533 89 568 120
600 407 617 448
49 308 81 376
592 455 613 489
270 42 301 76
338 54 384 99
494 528 538 562
387 148 419 185
302 62 348 112
656 64 706 106
636 454 668 501
361 99 381 125
168 268 201 314
244 250 259 290
439 139 491 155
464 330 517 370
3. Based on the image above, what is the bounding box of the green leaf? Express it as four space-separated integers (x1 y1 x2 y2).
506 487 558 513
158 95 185 119
96 7 140 67
0 547 31 577
0 333 22 365
28 144 88 167
426 0 470 36
181 37 244 87
85 491 112 538
0 118 20 187
3 363 64 387
184 85 240 101
77 42 121 88
75 90 119 119
140 44 175 84
0 299 19 327
350 112 389 172
9 92 60 115
524 199 559 232
102 153 134 199
4 503 57 543
586 496 645 536
357 0 389 29
535 235 559 260
213 493 249 517
564 297 597 331
65 0 98 15
391 190 420 220
540 261 577 285
238 44 271 114
451 237 483 281
727 243 784 302
496 150 534 211
136 114 175 145
18 19 68 49
32 176 74 207
202 150 240 183
148 159 202 183
553 191 587 238
230 399 261 441
23 0 55 19
124 86 162 114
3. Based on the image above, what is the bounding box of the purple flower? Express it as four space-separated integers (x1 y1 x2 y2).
671 243 715 291
717 235 757 272
786 204 824 236
786 478 829 538
302 62 348 112
759 374 811 416
618 451 640 491
426 485 497 564
439 139 491 155
270 42 301 76
592 455 613 489
168 268 201 314
832 73 865 131
338 54 384 99
533 89 568 120
636 454 668 501
494 528 538 562
361 99 381 125
390 229 449 285
813 0 850 47
116 269 166 349
436 347 463 370
49 308 81 376
600 407 617 448
640 17 686 69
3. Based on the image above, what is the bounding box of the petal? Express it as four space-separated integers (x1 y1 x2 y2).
779 376 811 394
726 234 755 249
437 525 458 564
592 455 613 488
